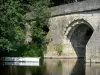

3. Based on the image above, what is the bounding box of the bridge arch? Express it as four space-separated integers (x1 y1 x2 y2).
63 19 94 58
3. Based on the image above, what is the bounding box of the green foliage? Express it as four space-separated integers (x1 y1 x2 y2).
0 0 25 53
55 44 63 55
0 0 50 57
23 43 45 57
8 43 46 57
0 38 13 52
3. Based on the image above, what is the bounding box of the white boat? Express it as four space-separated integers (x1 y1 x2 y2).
2 61 39 66
1 57 40 62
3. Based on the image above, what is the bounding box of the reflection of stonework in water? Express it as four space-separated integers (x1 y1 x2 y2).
86 63 100 75
1 59 100 75
44 59 85 75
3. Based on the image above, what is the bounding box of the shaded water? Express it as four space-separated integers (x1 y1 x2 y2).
0 59 100 75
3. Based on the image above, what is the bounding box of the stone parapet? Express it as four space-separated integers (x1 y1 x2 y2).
51 0 100 16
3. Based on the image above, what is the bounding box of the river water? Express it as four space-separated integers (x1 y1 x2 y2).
0 59 100 75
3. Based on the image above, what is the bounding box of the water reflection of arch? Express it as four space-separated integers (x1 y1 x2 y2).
70 59 85 75
61 59 85 75
61 59 77 75
44 59 85 75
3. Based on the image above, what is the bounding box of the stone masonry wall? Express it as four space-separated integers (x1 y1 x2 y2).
44 10 100 62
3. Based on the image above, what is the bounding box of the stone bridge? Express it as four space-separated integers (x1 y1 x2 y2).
44 0 100 62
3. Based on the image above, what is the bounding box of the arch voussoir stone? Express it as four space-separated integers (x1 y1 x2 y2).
63 19 93 59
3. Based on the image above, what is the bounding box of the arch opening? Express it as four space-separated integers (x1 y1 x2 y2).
68 24 93 58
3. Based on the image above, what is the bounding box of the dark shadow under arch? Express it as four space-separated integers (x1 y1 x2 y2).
68 24 93 58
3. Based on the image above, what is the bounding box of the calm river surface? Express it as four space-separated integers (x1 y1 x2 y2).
0 59 100 75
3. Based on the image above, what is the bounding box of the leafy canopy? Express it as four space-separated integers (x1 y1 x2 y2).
0 0 50 57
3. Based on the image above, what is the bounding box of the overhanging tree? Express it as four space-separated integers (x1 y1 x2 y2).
0 0 50 57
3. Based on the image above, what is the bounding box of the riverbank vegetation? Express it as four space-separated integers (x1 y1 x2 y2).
0 0 50 57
